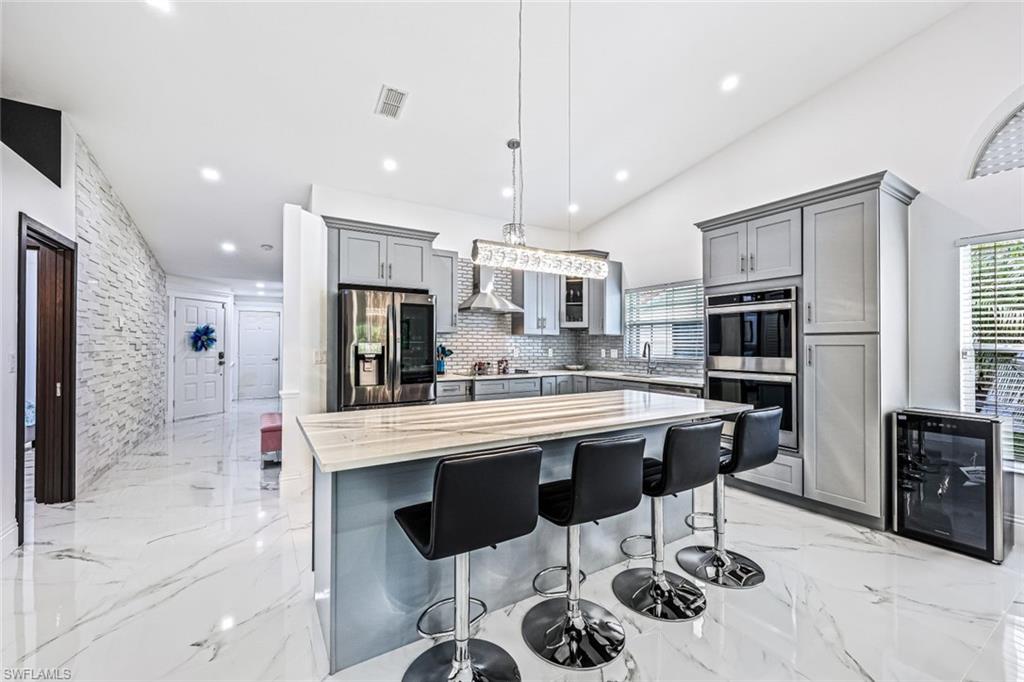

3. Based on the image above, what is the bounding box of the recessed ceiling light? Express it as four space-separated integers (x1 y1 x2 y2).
501 187 514 198
720 74 740 93
255 281 265 288
614 169 629 182
145 0 173 14
257 291 265 296
220 242 236 253
382 158 398 172
568 203 580 214
200 167 221 182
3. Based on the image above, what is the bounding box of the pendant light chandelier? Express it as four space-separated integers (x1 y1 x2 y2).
472 0 608 280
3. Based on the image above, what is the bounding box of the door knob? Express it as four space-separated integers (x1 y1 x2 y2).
272 357 279 361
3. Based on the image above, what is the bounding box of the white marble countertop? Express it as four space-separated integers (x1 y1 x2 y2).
298 390 749 473
437 369 705 389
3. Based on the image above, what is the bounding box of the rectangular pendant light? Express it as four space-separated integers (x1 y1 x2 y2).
472 239 609 279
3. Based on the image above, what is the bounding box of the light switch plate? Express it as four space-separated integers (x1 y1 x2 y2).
547 348 553 358
611 349 619 359
512 346 520 358
601 349 606 358
7 352 16 373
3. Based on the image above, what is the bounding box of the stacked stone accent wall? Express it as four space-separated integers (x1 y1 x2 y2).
75 138 167 488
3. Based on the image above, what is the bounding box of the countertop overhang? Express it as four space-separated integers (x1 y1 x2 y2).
298 390 750 473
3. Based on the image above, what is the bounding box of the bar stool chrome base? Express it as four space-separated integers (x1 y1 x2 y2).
612 567 706 620
675 545 765 590
402 638 521 682
520 597 626 670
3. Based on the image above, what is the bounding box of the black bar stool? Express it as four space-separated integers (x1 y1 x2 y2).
613 419 723 620
394 445 543 682
676 406 783 589
521 434 645 670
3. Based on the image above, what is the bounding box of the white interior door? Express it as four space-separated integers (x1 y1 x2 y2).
238 311 281 400
174 298 226 420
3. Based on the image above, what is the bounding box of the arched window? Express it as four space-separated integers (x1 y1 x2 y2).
971 104 1024 178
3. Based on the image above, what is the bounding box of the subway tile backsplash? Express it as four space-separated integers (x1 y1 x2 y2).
437 259 703 380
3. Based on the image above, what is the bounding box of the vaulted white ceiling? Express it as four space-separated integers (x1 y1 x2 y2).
2 1 960 281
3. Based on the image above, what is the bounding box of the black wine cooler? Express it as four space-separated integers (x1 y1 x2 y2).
892 409 1015 563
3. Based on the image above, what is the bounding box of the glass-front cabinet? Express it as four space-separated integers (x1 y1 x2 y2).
561 276 589 328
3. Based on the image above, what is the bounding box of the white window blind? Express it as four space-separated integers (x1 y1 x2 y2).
625 280 704 361
959 237 1024 460
971 105 1024 178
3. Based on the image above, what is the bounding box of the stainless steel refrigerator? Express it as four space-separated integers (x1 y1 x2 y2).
338 288 436 409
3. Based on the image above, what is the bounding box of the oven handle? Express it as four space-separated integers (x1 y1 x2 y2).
707 370 797 385
706 302 796 315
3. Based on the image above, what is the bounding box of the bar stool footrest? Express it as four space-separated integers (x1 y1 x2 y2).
685 511 716 533
531 565 588 598
619 534 654 560
415 596 487 639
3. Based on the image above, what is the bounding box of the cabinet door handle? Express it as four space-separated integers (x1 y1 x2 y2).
807 302 813 323
379 262 384 279
749 253 755 271
807 346 813 367
740 255 746 272
388 263 393 280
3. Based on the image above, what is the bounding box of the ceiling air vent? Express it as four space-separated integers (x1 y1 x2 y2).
374 85 407 119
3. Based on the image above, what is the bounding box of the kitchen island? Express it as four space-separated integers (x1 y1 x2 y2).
299 390 750 673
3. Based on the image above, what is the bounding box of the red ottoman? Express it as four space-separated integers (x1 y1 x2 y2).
260 412 283 467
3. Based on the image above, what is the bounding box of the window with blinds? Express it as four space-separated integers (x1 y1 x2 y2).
624 280 704 361
959 236 1024 460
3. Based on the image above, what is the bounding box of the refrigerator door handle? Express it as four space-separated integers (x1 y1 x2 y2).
389 296 398 396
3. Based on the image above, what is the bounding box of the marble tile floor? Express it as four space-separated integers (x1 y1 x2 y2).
3 397 1024 681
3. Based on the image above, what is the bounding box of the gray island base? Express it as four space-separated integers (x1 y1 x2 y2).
298 391 750 673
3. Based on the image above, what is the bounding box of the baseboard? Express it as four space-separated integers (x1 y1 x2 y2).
1 521 19 557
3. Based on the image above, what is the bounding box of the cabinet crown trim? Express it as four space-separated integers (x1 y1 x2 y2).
695 171 919 232
322 215 439 242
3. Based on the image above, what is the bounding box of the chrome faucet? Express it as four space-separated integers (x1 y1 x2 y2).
642 342 656 374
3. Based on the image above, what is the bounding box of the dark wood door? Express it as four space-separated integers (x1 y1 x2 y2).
17 213 77 543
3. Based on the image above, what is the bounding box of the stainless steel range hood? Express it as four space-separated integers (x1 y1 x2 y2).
458 265 523 313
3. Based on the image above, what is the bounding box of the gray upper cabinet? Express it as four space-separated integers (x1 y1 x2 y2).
803 190 879 334
386 236 430 289
588 260 624 336
329 219 439 290
430 249 459 333
338 229 387 286
702 223 748 287
512 271 560 336
802 335 881 517
747 209 801 282
702 210 802 287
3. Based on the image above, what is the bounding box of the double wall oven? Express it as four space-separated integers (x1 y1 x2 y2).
705 287 798 449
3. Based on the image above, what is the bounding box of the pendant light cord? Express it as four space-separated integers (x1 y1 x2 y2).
567 0 573 243
516 0 524 227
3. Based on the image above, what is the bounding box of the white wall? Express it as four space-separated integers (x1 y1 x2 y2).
309 184 577 258
0 115 77 556
577 2 1024 410
280 205 326 482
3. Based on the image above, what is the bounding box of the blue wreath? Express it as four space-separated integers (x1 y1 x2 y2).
190 324 217 352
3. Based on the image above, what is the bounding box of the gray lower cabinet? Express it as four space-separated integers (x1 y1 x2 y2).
556 375 574 395
802 334 881 517
338 229 387 286
803 190 879 334
472 377 541 401
430 249 459 333
541 376 557 396
436 381 471 404
732 452 803 496
573 376 588 394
